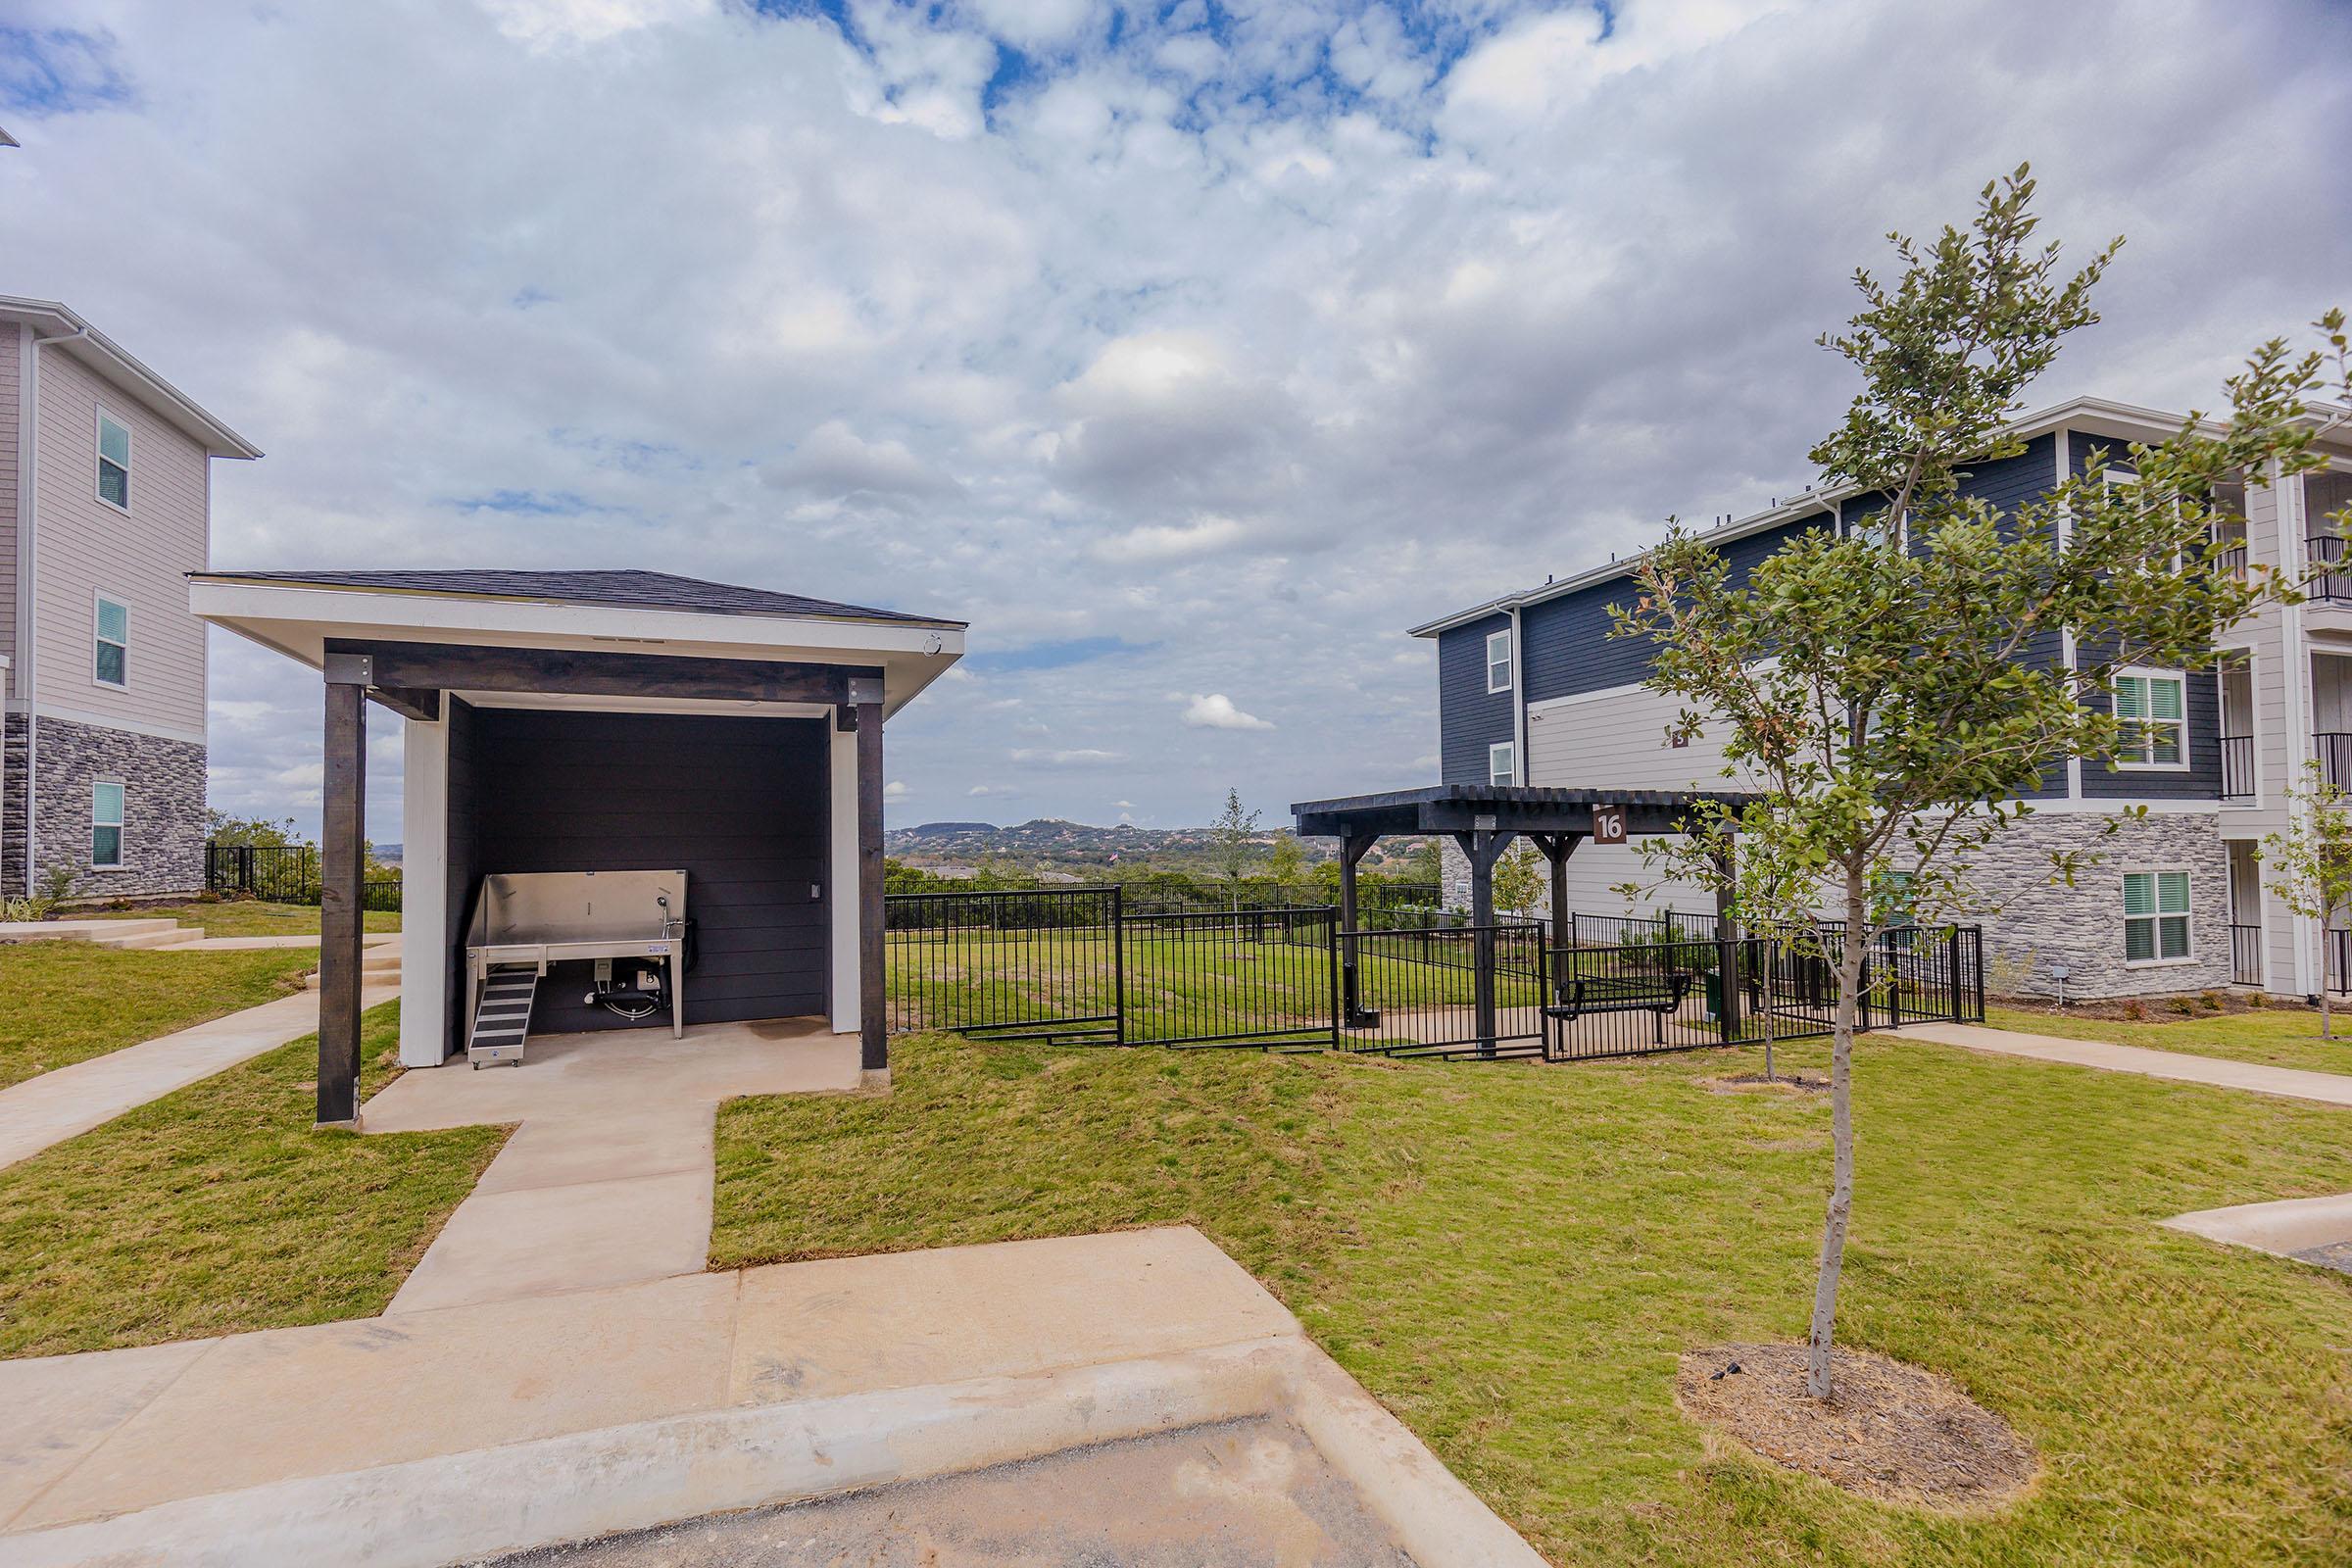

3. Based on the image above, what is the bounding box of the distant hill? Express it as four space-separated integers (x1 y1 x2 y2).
884 818 1433 879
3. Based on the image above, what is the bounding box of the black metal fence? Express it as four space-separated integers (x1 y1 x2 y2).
2230 923 2264 987
883 888 1984 1060
205 842 403 912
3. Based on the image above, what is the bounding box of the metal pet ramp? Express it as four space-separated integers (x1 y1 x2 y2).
468 964 540 1068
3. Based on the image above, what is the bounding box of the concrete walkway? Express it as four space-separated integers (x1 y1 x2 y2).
0 1228 1545 1568
2164 1191 2352 1272
1897 1020 2352 1107
0 980 398 1172
359 1019 863 1311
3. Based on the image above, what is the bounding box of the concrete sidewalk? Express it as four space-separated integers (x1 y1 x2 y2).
0 1229 1546 1568
1897 1021 2352 1107
0 980 398 1172
359 1019 863 1311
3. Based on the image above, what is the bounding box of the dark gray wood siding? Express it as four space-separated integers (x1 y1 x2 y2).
1439 613 1515 784
465 709 831 1033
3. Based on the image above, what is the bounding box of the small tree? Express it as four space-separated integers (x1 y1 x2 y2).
1208 788 1261 908
2260 760 2352 1039
1492 843 1544 917
1616 167 2340 1399
206 811 303 848
1266 831 1307 888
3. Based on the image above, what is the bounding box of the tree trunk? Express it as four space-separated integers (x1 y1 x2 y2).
1761 938 1778 1083
1807 877 1867 1400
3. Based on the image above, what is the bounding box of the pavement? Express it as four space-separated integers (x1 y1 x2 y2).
0 979 400 1172
360 1018 864 1311
1895 1020 2352 1106
0 1227 1543 1568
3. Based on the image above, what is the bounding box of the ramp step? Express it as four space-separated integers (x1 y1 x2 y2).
468 966 541 1067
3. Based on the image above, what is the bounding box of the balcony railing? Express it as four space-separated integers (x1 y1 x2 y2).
2219 734 2255 800
2307 534 2352 600
2319 733 2352 792
2230 924 2263 987
2213 519 2248 578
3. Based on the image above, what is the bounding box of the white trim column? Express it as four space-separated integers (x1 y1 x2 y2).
398 712 450 1068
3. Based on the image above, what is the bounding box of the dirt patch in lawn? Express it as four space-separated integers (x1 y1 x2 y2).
1699 1072 1830 1094
1676 1344 2035 1512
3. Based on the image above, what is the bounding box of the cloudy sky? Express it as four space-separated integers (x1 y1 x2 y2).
4 0 2347 841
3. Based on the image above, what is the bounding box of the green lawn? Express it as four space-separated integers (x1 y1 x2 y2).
1988 1004 2352 1076
0 1002 506 1358
92 900 402 937
4 942 323 1089
714 1032 2352 1567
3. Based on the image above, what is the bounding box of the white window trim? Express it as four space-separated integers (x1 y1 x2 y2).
92 589 128 690
94 405 131 514
1485 628 1513 694
2112 665 2191 773
2122 867 2193 967
1488 741 1517 788
90 779 128 871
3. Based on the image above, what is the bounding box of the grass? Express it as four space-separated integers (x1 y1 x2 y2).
91 900 402 936
4 942 323 1089
713 1031 2352 1566
1988 1004 2352 1076
0 1002 506 1358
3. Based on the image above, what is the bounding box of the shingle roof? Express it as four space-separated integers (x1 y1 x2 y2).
188 568 963 627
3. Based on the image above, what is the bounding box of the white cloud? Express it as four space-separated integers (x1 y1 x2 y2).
478 0 712 49
884 779 910 799
1180 693 1274 732
1010 747 1127 765
1088 515 1246 563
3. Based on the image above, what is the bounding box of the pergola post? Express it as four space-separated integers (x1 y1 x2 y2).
853 689 887 1076
317 661 368 1127
1531 833 1580 999
1454 824 1514 1056
1712 834 1740 1045
1337 830 1378 1027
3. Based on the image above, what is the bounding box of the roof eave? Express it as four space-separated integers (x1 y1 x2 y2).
0 296 263 460
184 571 967 631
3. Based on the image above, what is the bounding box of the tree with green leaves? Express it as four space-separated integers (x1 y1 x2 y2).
1614 166 2344 1399
1208 787 1262 907
1491 843 1544 917
205 810 303 848
2260 760 2352 1041
1266 831 1307 887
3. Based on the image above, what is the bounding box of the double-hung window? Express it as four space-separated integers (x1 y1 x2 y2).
91 782 125 869
96 410 131 511
1489 742 1517 788
1485 628 1513 694
2123 871 2190 962
2113 670 2187 767
94 594 128 688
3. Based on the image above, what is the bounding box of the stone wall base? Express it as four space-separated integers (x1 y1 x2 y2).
24 714 208 901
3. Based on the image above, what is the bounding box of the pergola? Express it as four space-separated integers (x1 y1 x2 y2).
1291 784 1759 1046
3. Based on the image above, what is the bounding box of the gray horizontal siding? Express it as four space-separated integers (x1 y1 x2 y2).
1439 612 1515 785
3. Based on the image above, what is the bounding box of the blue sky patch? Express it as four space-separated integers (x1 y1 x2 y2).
0 27 134 115
967 636 1156 674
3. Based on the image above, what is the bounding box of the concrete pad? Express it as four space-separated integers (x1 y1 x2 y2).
0 1339 215 1530
2164 1191 2352 1259
387 1168 716 1313
14 1272 742 1530
471 1105 714 1196
0 982 397 1172
1898 1021 2352 1106
730 1228 1300 1405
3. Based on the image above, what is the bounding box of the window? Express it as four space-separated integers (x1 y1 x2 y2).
93 594 128 688
96 410 130 511
2124 870 2190 962
91 782 125 869
1489 742 1517 788
1485 628 1513 694
2112 670 2187 767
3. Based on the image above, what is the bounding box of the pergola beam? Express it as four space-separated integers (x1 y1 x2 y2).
325 638 876 707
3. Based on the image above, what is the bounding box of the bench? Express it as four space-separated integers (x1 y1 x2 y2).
1543 970 1696 1048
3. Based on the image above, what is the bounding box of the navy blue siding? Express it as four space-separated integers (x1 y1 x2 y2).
1954 435 2068 798
1438 612 1514 784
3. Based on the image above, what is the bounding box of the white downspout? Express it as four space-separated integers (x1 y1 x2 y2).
2279 456 2317 996
1508 605 1528 785
18 325 81 894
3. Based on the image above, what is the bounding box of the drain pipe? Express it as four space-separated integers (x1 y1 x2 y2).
19 325 88 895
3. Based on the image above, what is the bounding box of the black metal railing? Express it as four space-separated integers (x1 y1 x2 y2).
1340 923 1550 1059
2319 733 2352 791
2212 518 2248 578
205 842 402 911
2219 734 2256 801
1116 907 1339 1049
2308 533 2352 600
884 887 1122 1042
2230 923 2263 987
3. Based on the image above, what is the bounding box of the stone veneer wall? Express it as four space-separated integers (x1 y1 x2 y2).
1 713 26 893
1962 809 2231 1001
29 713 208 899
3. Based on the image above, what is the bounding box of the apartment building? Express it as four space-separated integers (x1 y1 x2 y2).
1412 397 2352 1002
2 297 260 900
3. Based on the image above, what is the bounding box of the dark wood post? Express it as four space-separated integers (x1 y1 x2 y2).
1533 833 1579 1001
854 687 887 1074
1337 830 1378 1027
1712 835 1740 1045
317 660 368 1126
1455 824 1511 1056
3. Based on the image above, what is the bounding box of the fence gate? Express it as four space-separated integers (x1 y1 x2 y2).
1115 906 1340 1049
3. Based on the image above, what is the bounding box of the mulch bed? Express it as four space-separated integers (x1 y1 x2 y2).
1996 991 2280 1024
1700 1073 1830 1094
1676 1344 2035 1511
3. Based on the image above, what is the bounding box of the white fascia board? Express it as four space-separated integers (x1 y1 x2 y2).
0 296 262 459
